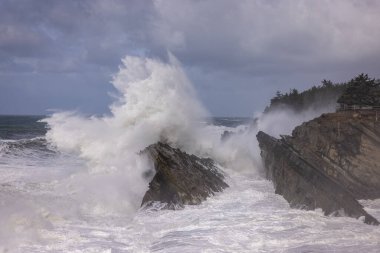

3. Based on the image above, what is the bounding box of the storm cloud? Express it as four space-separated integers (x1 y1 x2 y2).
1 0 380 115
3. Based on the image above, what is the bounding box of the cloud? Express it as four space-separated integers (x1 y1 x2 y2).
2 0 380 75
0 0 154 73
151 0 380 74
0 0 380 115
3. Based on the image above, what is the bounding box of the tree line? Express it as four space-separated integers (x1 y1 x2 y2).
264 74 379 113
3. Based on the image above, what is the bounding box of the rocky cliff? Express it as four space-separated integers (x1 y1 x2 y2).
141 142 229 209
257 110 380 225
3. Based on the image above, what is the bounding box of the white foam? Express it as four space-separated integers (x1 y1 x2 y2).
40 54 211 222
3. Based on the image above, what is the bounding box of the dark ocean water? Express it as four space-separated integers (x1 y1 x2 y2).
0 115 251 140
211 117 253 127
0 116 55 161
0 115 47 140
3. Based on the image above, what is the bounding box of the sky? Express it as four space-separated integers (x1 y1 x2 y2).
1 0 380 116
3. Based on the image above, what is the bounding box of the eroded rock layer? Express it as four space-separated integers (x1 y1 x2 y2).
257 111 380 225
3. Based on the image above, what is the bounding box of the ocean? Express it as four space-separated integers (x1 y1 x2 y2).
1 115 380 252
1 56 380 252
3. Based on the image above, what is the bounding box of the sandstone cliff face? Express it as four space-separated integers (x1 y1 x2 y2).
290 111 380 199
257 111 380 225
141 142 228 209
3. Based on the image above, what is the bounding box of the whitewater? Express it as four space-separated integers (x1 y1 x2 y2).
1 55 380 252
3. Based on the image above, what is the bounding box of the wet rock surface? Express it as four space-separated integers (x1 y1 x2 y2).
141 142 229 209
257 111 380 225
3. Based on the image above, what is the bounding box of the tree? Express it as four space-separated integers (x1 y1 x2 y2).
322 79 333 88
337 73 379 106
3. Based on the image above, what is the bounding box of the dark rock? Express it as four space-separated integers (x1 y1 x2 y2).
256 110 380 225
141 142 229 209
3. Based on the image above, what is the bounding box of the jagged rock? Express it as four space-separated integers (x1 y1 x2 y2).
141 142 228 209
256 110 380 225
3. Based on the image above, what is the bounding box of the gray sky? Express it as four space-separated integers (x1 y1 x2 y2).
1 0 380 116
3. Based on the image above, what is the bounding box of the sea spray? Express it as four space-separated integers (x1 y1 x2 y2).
199 102 338 175
254 105 336 138
43 54 209 217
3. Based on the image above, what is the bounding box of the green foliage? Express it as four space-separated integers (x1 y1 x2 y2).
337 74 380 106
265 73 380 113
264 77 350 113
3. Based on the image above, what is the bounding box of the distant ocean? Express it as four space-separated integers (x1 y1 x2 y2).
0 115 46 139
